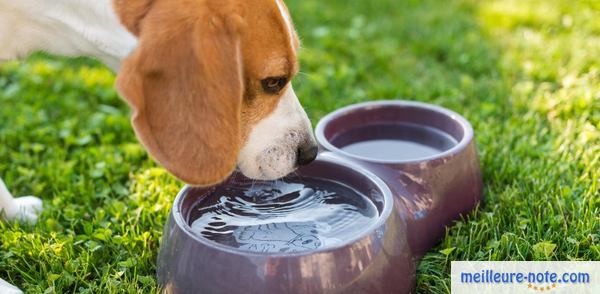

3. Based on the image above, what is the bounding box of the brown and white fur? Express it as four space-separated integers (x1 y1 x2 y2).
0 0 317 292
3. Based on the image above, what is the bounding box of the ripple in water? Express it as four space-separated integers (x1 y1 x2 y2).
189 177 379 254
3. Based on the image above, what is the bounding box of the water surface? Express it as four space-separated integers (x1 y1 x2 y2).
339 123 458 161
189 177 379 254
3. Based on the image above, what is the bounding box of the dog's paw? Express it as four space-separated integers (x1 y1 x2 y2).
12 196 43 224
0 278 23 294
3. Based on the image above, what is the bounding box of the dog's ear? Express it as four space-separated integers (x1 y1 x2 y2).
116 5 244 186
113 0 154 36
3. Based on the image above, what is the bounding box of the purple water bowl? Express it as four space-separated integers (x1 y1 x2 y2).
315 100 484 255
157 100 484 293
157 154 415 294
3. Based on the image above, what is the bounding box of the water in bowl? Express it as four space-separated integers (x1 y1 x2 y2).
189 177 379 254
338 123 458 161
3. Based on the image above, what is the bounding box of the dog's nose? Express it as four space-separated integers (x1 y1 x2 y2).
297 143 318 166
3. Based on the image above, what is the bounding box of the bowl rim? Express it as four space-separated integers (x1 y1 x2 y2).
170 153 395 258
315 100 474 164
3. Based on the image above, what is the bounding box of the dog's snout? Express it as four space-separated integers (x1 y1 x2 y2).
296 143 318 166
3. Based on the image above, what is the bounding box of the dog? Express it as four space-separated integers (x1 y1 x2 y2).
0 0 318 292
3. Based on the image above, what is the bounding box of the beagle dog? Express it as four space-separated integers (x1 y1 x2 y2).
1 0 317 291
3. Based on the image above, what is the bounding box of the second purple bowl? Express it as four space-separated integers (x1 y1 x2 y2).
315 100 483 254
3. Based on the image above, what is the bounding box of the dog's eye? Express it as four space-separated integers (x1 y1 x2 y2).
261 77 287 94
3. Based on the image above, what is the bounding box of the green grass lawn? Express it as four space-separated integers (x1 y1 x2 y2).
1 0 598 292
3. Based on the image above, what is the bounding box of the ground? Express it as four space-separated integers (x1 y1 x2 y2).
0 0 598 293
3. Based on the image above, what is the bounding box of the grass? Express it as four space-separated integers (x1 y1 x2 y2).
0 0 598 292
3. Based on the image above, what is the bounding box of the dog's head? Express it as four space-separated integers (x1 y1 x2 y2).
114 0 317 186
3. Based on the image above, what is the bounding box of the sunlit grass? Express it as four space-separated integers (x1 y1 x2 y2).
1 0 598 293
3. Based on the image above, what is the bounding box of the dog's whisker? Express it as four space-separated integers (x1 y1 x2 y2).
297 71 311 78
